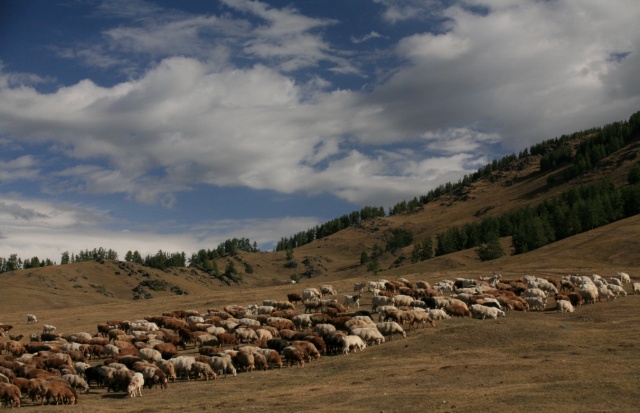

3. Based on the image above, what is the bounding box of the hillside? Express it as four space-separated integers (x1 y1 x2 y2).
1 118 640 412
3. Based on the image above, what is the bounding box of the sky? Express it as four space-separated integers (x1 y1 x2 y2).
1 0 639 263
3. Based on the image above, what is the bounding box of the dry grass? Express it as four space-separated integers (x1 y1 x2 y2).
1 144 640 412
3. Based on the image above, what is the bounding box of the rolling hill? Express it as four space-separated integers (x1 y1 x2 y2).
0 113 639 412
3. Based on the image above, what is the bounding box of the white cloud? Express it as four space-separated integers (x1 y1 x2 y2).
1 0 638 263
364 0 640 151
374 0 442 23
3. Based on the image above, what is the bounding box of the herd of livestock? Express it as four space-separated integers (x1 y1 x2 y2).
0 271 638 407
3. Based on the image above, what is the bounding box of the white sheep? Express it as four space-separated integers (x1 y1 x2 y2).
169 356 196 380
376 321 406 339
26 314 37 324
556 300 575 313
350 327 385 346
470 304 505 320
523 287 547 299
63 374 90 393
633 283 640 295
139 348 163 363
609 277 623 287
42 324 56 334
341 335 367 354
208 355 237 377
302 288 321 301
127 372 144 397
428 308 451 320
371 296 395 311
607 284 627 298
320 285 337 296
617 272 631 284
392 294 414 308
524 296 547 311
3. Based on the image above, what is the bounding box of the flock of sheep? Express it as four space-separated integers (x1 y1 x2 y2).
0 270 637 407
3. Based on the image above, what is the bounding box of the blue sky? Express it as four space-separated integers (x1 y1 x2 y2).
1 0 639 262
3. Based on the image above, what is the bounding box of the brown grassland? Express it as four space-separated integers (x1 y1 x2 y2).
1 142 640 412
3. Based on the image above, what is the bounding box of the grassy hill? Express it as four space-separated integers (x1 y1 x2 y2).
0 114 639 412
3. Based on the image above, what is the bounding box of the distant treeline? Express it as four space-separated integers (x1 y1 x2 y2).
426 172 640 261
274 206 386 251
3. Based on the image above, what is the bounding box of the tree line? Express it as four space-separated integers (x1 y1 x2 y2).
275 206 386 251
406 168 640 265
389 110 640 216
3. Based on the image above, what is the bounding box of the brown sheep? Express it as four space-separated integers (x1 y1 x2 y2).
0 383 21 408
154 342 178 360
445 304 472 318
282 346 305 367
287 293 303 304
236 352 255 372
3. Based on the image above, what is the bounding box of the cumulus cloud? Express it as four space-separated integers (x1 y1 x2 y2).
0 0 638 261
365 0 640 151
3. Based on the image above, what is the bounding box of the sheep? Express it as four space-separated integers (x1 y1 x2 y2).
302 288 321 301
607 284 627 298
609 277 623 287
617 272 631 284
303 300 322 313
320 285 338 296
633 283 640 295
556 300 575 313
108 369 135 393
42 324 57 334
524 296 547 311
154 359 177 382
292 314 313 330
291 341 321 362
208 355 237 377
371 295 395 311
579 284 599 304
470 304 506 320
44 380 78 405
169 356 196 380
127 372 144 397
427 308 451 320
0 383 21 408
191 361 217 380
444 304 472 318
523 288 547 299
350 327 385 346
27 314 38 324
343 294 361 309
236 351 255 372
281 346 305 367
376 322 406 339
411 310 436 328
353 282 367 293
393 294 415 308
256 305 275 315
341 335 366 354
139 348 163 363
62 373 90 393
140 366 168 389
257 349 283 369
286 293 303 304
